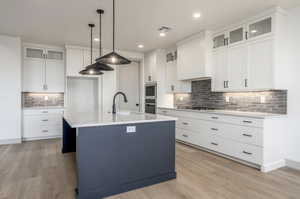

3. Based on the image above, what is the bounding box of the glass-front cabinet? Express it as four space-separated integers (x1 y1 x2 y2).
248 17 272 39
229 27 245 45
213 34 226 49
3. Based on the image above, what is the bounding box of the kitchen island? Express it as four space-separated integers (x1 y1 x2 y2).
62 111 177 199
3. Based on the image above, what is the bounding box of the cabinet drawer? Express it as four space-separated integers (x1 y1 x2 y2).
23 127 62 139
176 117 206 133
205 114 263 128
233 142 262 165
23 109 64 115
176 128 203 146
205 121 263 146
24 115 62 128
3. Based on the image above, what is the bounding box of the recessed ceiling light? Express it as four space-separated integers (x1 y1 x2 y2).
94 38 100 42
159 32 166 37
193 13 201 19
138 44 144 48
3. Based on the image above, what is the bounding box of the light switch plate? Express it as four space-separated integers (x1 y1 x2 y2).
126 126 136 133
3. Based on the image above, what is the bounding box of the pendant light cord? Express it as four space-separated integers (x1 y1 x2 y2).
99 12 102 56
90 25 93 64
113 0 115 52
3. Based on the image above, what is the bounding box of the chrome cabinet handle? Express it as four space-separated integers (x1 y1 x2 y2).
242 133 252 137
182 134 188 138
244 78 248 87
182 122 189 125
211 116 219 119
42 130 48 133
243 151 252 155
243 120 253 124
42 119 49 122
211 142 218 146
211 128 218 131
245 31 248 40
42 111 48 113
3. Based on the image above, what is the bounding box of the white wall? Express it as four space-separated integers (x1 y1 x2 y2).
285 7 300 164
0 35 21 144
67 77 99 113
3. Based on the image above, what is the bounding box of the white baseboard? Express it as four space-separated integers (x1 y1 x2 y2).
261 160 286 172
286 159 300 170
0 138 22 145
22 135 62 142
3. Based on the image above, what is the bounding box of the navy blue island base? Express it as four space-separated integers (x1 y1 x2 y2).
62 119 177 199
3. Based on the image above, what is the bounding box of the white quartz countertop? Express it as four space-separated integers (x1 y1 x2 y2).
64 110 177 128
158 107 286 119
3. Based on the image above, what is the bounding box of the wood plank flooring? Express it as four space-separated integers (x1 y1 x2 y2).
0 139 300 199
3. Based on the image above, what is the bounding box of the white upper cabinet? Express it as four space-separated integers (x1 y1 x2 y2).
66 46 101 77
23 45 65 92
177 31 213 80
165 51 191 93
212 7 288 91
212 48 229 91
144 51 157 83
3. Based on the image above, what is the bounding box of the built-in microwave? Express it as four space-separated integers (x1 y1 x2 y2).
145 83 157 98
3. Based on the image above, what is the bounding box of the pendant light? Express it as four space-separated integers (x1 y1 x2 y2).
95 0 131 65
86 9 114 71
79 24 104 75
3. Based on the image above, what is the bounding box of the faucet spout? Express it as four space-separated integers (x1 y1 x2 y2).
112 92 128 114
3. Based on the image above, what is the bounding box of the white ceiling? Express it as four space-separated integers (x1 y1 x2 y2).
0 0 299 52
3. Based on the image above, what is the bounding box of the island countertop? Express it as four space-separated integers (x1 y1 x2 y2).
63 110 177 128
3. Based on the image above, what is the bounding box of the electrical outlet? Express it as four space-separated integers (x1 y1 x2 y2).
260 96 266 103
225 96 230 103
126 126 136 133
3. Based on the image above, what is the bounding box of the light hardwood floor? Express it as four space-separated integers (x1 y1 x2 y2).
0 139 300 199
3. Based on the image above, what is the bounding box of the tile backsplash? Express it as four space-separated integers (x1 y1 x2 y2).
22 92 64 108
174 79 287 114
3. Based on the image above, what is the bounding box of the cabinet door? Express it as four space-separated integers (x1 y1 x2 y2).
144 52 156 82
212 49 229 91
45 59 65 92
66 48 84 76
165 61 177 93
229 27 245 45
213 33 226 49
228 44 248 90
177 38 206 80
248 17 272 39
23 58 45 92
247 38 273 89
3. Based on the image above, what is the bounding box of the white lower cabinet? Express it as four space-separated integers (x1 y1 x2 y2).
158 108 285 172
23 109 63 140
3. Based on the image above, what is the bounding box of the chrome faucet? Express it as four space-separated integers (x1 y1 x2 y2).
112 92 128 114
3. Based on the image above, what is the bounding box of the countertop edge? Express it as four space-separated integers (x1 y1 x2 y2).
157 107 287 119
64 117 177 128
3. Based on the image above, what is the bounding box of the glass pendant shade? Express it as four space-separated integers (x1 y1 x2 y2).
96 0 131 65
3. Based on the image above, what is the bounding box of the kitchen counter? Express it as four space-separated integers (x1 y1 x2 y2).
157 107 286 119
63 110 177 128
62 110 177 198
